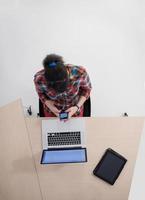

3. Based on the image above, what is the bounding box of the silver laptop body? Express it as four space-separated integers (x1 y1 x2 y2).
41 118 86 149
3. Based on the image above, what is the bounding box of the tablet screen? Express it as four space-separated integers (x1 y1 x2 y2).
41 148 87 164
93 148 127 185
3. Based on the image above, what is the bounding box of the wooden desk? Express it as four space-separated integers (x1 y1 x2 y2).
26 117 144 200
0 99 42 200
0 99 144 200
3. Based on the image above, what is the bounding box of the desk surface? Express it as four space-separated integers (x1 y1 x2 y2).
26 117 144 200
0 99 144 200
0 100 42 200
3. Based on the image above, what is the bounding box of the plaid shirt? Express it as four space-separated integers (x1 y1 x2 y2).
34 64 92 114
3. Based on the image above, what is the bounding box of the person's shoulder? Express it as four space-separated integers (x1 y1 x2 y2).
34 69 45 82
34 69 45 78
66 64 86 78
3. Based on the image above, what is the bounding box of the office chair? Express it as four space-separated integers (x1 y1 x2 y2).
38 97 91 117
83 97 91 117
39 99 45 117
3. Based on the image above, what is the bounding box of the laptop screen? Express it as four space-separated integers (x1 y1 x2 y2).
41 148 87 164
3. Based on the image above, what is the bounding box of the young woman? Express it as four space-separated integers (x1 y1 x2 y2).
34 54 92 118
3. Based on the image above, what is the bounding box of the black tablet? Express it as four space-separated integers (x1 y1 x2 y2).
93 148 127 185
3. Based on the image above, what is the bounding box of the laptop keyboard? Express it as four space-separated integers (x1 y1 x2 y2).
47 131 81 146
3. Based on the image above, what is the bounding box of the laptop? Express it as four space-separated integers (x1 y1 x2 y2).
41 118 87 164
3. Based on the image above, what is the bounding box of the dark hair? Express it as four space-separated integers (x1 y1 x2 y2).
43 54 68 92
43 54 64 68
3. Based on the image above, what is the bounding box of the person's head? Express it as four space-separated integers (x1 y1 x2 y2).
43 54 69 93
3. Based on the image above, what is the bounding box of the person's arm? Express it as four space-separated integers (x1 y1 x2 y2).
66 67 92 118
65 96 86 119
45 100 61 117
34 74 48 104
78 66 92 100
34 74 61 116
76 96 87 109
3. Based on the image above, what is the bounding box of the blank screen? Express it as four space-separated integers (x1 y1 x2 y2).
95 151 126 184
41 149 87 164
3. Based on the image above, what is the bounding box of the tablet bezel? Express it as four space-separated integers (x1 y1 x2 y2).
93 148 127 185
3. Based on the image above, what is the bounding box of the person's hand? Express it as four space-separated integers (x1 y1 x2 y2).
45 100 61 117
65 106 78 119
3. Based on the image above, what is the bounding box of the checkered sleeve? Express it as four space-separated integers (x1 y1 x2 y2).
78 67 92 99
34 74 49 104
